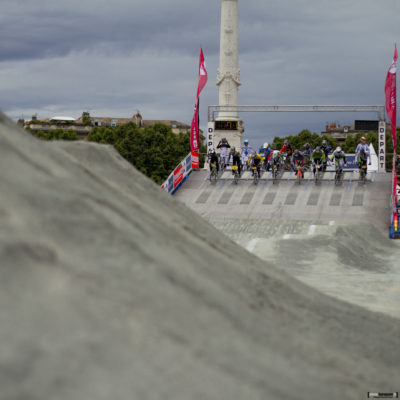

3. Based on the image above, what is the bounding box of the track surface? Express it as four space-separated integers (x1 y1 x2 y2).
175 168 400 318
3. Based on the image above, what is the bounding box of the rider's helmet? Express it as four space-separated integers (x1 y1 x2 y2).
273 150 280 159
210 148 215 154
284 139 289 145
305 143 310 149
263 142 269 149
322 140 327 145
221 137 227 143
315 146 321 152
336 146 342 152
244 139 249 145
360 136 366 142
294 149 300 156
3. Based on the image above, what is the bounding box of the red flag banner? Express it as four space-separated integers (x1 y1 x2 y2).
190 101 199 151
190 48 208 152
385 45 398 149
197 48 208 98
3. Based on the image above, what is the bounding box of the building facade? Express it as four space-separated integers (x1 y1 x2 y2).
22 111 198 139
321 120 382 142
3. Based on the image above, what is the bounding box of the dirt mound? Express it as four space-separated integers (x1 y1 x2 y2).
1 114 399 400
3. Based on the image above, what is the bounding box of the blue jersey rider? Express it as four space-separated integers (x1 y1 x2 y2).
259 142 273 171
303 143 313 159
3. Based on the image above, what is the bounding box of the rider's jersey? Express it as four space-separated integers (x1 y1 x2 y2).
268 150 282 163
217 141 230 158
251 155 262 167
292 153 305 165
259 147 273 160
321 144 331 157
332 150 346 161
280 144 294 156
232 152 241 165
217 140 230 149
209 153 219 171
355 143 370 161
269 151 281 161
311 151 326 162
241 145 254 158
303 147 313 158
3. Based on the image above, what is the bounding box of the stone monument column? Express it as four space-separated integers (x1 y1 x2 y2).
215 0 244 153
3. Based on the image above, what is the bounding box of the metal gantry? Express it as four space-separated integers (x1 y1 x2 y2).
208 105 386 122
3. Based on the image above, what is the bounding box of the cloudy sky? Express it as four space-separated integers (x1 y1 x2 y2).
1 0 399 147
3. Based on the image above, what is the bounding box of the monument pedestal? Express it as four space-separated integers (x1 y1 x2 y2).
204 119 244 170
213 119 244 152
214 129 242 153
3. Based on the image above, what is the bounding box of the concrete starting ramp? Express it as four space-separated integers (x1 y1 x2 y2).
175 168 391 233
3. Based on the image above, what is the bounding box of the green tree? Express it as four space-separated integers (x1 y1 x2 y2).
271 130 339 152
342 135 356 153
93 122 200 184
271 127 399 172
27 121 206 185
28 127 78 141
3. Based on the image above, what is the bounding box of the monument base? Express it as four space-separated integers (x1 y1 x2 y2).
204 120 245 170
214 130 242 153
213 119 244 153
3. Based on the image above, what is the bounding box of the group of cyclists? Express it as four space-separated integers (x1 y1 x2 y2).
208 136 371 180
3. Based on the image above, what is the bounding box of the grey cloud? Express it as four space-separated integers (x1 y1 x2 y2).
0 0 220 61
1 0 399 148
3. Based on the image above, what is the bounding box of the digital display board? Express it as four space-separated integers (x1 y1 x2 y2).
215 120 238 130
354 120 379 131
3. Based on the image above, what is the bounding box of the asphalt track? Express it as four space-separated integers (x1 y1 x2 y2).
175 168 400 318
1 114 399 400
